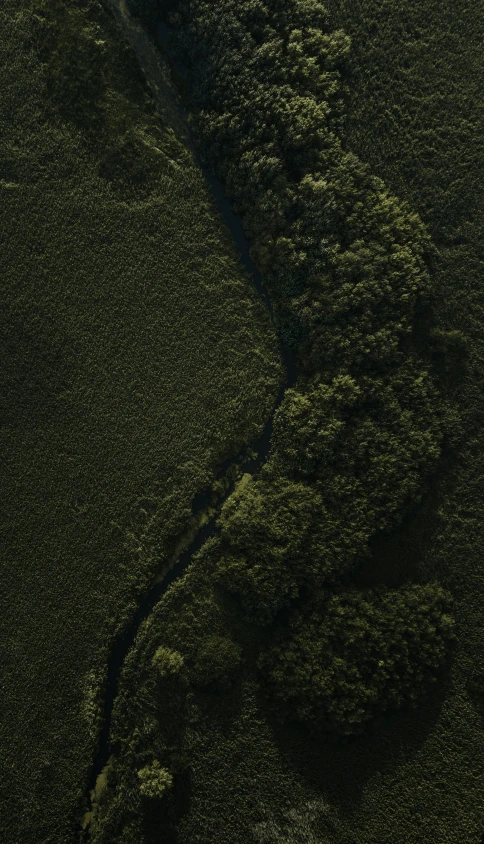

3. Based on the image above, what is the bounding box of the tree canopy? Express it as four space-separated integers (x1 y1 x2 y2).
259 585 454 734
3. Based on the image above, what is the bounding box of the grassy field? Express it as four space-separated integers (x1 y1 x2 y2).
0 2 281 842
92 1 484 843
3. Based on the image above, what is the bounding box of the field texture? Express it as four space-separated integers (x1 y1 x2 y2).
0 2 281 842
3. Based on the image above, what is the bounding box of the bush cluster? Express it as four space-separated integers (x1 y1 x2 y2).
169 0 433 367
258 584 454 734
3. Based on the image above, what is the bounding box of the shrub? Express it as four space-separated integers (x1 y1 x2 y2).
152 646 184 676
137 761 173 799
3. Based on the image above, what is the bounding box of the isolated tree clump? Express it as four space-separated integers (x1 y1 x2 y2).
215 477 356 623
137 760 173 799
258 584 454 735
152 646 184 676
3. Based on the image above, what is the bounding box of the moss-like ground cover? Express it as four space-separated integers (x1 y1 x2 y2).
0 2 281 842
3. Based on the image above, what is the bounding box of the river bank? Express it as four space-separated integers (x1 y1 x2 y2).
82 0 297 830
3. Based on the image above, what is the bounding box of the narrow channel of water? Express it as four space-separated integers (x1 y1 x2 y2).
82 6 297 833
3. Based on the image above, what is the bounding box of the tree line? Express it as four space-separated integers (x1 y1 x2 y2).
128 0 454 736
85 6 457 837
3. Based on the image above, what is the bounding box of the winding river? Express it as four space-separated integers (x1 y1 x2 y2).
83 2 297 833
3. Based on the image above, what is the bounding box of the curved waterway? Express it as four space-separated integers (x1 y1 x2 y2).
82 4 297 834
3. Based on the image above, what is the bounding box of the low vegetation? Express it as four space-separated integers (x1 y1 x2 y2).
0 1 281 841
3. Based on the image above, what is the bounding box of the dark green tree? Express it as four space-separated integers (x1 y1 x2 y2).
215 477 354 623
190 635 242 692
259 584 454 735
126 0 161 26
270 362 443 530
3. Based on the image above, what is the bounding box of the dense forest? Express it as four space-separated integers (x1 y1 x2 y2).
151 0 455 722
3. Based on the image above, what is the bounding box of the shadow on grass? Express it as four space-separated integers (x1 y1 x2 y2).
265 666 452 821
141 765 192 844
351 439 460 591
352 475 443 590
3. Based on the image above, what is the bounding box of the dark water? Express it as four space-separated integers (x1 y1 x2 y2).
82 15 297 829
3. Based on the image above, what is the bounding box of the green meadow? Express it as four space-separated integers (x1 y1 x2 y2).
0 2 281 842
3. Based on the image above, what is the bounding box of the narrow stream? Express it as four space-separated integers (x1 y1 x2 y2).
83 5 297 832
